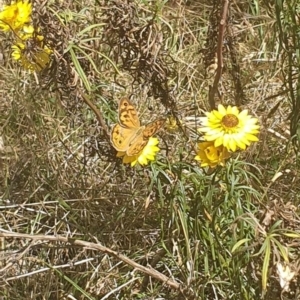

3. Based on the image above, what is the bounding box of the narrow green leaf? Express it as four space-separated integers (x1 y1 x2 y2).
77 23 106 36
252 239 267 257
68 46 91 91
231 238 251 253
283 232 300 238
262 239 271 290
273 239 289 262
79 45 121 75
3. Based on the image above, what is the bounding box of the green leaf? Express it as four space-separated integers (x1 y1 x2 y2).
69 46 91 91
231 238 251 253
283 232 300 238
262 239 271 290
273 239 289 262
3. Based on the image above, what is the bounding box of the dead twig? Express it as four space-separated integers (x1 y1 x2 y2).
208 0 229 110
77 90 110 141
0 230 180 290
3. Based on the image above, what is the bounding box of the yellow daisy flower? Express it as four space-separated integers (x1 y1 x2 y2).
195 141 231 168
199 104 260 152
0 0 32 32
11 34 53 72
117 137 160 167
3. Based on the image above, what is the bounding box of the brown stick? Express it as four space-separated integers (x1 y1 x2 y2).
0 230 180 290
77 90 110 140
208 0 229 110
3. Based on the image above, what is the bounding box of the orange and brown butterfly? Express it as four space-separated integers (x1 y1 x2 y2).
110 98 165 156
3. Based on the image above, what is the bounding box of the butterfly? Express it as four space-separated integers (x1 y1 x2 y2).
110 98 165 156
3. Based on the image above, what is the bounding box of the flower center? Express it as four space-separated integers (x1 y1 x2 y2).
222 114 239 129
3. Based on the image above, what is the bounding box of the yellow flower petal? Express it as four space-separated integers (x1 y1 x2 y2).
218 104 227 115
23 24 34 33
0 0 32 32
117 137 160 167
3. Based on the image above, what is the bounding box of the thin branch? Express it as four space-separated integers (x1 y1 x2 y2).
0 230 180 290
77 90 110 140
208 0 229 110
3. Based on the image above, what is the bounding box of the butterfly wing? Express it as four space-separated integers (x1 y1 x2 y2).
111 123 138 152
126 118 166 156
118 97 140 128
126 135 149 156
143 118 166 138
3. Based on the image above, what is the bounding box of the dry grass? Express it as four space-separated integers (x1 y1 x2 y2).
0 0 300 299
